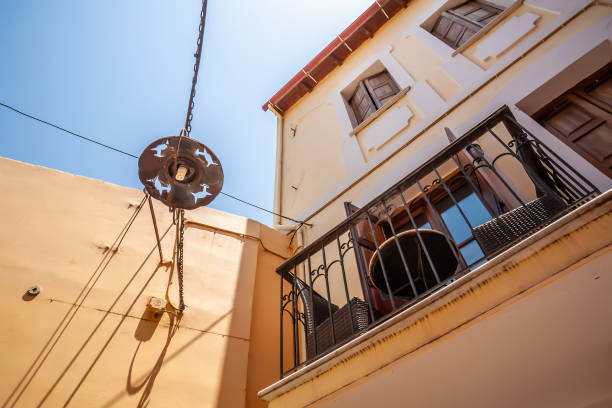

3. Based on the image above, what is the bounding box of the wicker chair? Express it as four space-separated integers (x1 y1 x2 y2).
296 280 371 360
473 194 566 256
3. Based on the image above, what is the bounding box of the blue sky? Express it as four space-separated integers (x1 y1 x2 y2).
0 0 373 225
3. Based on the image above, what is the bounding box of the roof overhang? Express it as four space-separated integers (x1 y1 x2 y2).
263 0 409 114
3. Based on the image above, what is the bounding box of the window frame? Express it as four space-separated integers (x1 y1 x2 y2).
348 167 506 283
430 0 505 50
382 174 493 269
348 70 402 126
345 170 502 316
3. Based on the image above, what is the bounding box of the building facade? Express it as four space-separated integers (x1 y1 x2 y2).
261 1 612 406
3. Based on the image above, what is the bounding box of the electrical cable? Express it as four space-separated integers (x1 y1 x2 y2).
0 101 311 226
0 102 139 159
218 191 309 225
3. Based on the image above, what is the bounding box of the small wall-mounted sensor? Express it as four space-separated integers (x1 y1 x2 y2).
23 285 41 301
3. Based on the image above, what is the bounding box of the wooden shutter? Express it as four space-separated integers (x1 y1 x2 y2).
431 1 503 49
349 82 376 125
579 73 612 110
364 71 400 108
541 97 612 177
533 64 612 178
344 203 404 316
453 1 502 25
432 14 475 49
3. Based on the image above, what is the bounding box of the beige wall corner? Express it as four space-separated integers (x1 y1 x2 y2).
0 157 290 407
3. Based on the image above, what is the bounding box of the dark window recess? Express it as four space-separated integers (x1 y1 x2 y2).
534 63 612 178
346 173 499 315
348 70 400 125
386 177 495 267
431 1 504 49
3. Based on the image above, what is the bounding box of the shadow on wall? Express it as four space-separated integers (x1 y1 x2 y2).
2 195 259 408
127 313 178 408
1 198 175 408
100 310 234 408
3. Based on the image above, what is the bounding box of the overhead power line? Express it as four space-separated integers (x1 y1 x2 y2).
0 102 139 159
0 101 310 226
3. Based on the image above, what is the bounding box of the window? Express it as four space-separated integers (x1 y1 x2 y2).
348 70 400 125
533 63 612 178
346 173 499 315
392 177 493 267
431 1 504 49
426 182 492 266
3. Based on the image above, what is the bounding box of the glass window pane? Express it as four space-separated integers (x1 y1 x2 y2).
437 183 493 244
460 240 485 266
440 204 472 243
458 191 492 227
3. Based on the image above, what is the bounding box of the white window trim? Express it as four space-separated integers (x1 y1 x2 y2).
419 0 522 56
330 46 415 174
348 85 412 136
331 46 447 176
451 0 524 57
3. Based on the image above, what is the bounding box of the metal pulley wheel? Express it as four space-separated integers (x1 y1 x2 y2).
138 136 223 210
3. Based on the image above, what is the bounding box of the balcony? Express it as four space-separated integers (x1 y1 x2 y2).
274 106 600 379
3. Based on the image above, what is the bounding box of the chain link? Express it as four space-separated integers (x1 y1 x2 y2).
175 0 208 314
177 209 186 313
184 0 209 137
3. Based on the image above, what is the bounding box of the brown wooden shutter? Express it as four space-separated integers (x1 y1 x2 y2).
452 1 502 26
431 1 503 49
579 74 612 110
364 71 400 108
344 202 403 315
541 97 612 177
432 15 472 49
349 82 376 124
534 64 612 178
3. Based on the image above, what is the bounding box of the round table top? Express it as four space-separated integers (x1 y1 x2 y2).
368 229 459 298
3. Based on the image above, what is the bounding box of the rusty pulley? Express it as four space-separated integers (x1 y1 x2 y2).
138 136 223 210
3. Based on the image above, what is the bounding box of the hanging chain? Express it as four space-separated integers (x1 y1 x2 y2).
183 0 209 138
177 209 186 313
173 0 209 314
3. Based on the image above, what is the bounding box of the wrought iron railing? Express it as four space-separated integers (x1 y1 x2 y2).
277 106 599 378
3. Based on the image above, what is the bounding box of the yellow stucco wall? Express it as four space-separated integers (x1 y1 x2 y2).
278 2 611 244
461 3 560 70
282 102 347 219
0 157 290 407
